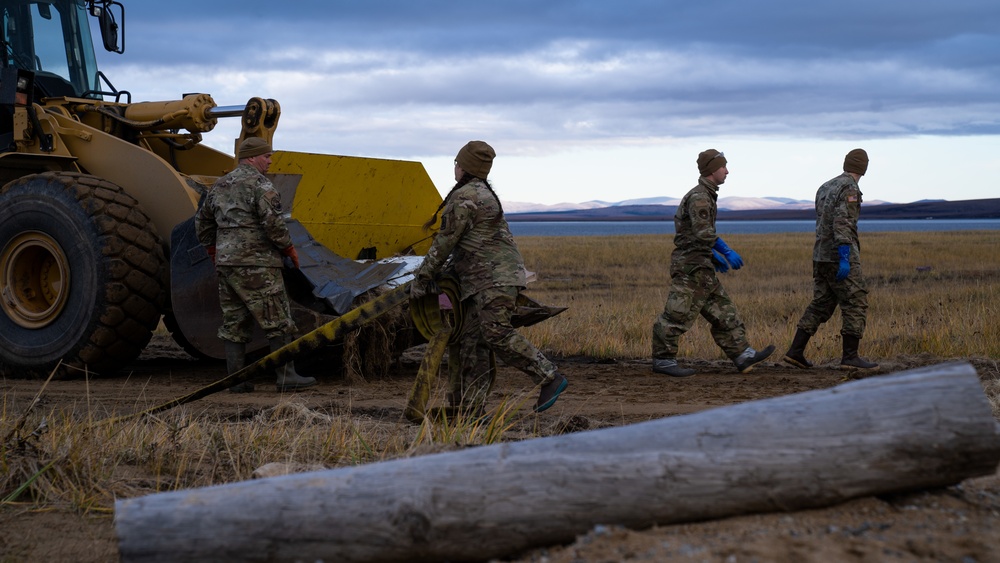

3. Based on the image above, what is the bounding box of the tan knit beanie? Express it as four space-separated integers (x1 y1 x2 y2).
455 140 496 179
238 137 272 159
843 148 869 175
697 149 727 176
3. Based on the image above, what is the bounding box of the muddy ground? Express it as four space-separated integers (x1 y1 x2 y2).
1 334 999 562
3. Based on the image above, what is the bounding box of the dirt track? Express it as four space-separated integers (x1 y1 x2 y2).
1 335 999 562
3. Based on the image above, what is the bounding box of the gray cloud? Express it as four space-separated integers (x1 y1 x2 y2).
100 1 1000 158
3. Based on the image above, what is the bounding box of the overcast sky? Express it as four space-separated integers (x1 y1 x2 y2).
94 1 1000 204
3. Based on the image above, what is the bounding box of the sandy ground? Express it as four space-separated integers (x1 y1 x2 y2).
1 335 999 562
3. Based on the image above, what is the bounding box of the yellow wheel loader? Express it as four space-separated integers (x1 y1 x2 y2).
0 0 442 378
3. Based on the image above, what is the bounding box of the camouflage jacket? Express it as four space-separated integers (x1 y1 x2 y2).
813 172 863 263
416 178 527 299
194 163 291 267
670 177 720 275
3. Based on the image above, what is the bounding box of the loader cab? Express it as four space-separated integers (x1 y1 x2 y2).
1 0 119 100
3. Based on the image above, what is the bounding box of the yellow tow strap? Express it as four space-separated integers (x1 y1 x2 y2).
403 321 451 424
97 283 412 426
404 277 461 423
408 276 463 345
404 276 503 423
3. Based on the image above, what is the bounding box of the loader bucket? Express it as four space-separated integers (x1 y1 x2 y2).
269 151 443 260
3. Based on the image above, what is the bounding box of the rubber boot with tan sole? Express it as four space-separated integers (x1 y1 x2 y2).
270 335 317 391
783 329 814 369
840 334 878 370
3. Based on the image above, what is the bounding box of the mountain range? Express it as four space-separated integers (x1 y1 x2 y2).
503 196 885 214
504 196 1000 221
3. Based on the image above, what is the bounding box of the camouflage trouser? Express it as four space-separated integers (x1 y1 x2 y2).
796 261 869 338
652 267 748 360
216 265 296 343
448 286 557 410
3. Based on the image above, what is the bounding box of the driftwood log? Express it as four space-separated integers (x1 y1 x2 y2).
115 362 1000 563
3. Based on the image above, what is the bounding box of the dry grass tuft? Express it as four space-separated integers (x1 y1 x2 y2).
0 391 550 513
341 288 415 382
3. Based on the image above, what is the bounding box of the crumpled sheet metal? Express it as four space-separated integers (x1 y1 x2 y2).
287 220 408 315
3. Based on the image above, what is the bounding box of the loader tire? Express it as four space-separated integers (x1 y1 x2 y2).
0 172 168 379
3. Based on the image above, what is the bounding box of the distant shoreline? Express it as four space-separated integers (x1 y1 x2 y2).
507 219 1000 237
505 197 1000 222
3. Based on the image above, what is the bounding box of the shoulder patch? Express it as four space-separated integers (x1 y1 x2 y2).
264 190 283 212
847 194 858 203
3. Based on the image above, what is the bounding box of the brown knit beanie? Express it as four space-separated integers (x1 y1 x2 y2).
843 148 869 175
697 149 727 176
456 140 496 179
238 137 272 159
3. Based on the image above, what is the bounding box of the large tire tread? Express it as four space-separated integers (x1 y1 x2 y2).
0 172 169 378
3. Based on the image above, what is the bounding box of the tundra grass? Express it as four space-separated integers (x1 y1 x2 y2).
517 230 1000 362
1 230 997 512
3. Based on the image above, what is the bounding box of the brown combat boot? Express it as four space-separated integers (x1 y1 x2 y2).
840 334 878 369
783 329 814 369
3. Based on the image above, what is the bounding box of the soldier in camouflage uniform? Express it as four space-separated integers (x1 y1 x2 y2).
651 149 775 377
783 149 878 370
195 137 317 393
411 141 568 414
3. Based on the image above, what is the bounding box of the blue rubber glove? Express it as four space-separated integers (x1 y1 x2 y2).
711 250 729 273
712 237 743 270
836 245 851 281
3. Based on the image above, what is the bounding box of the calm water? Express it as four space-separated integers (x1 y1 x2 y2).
508 219 1000 237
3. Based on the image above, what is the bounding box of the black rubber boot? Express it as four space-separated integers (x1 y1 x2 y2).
535 372 568 413
225 341 253 393
652 358 696 377
840 334 879 369
734 345 776 374
783 329 814 369
270 335 317 391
